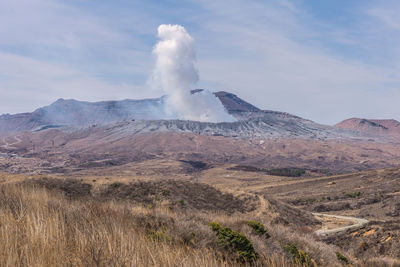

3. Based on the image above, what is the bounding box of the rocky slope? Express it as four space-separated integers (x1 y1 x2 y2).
0 97 166 135
2 91 256 135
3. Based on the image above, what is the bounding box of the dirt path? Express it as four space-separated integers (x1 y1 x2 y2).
1 135 22 150
313 212 369 235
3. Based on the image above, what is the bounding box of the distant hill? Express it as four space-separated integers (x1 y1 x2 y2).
335 118 400 138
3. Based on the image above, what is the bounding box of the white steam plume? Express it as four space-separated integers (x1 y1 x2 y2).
152 24 235 122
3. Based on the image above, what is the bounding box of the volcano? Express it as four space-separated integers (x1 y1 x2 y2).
0 91 249 135
0 91 391 141
1 91 400 175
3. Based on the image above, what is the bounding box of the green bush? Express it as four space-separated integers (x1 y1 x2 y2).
284 243 312 266
161 189 170 196
268 168 306 177
336 252 349 264
247 221 270 238
209 222 257 262
344 191 362 198
148 229 171 242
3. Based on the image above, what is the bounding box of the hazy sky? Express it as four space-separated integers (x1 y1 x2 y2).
1 0 400 124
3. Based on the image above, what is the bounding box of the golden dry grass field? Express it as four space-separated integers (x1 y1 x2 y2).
0 163 399 266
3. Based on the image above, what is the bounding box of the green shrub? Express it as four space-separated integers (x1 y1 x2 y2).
291 198 317 205
284 243 312 266
336 252 349 264
344 191 362 198
209 222 257 262
148 229 171 242
178 199 185 206
247 221 270 238
161 189 170 196
268 168 306 177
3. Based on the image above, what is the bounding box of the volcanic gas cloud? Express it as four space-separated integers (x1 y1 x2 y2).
152 24 235 123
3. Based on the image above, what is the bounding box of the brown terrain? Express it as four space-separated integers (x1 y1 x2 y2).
2 128 400 175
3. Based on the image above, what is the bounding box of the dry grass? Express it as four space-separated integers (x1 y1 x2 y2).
0 179 397 266
0 183 298 267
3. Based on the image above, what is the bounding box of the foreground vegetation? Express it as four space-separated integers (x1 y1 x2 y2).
0 179 397 266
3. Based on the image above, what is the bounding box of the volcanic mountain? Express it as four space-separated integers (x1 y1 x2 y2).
0 90 378 141
1 91 400 174
0 91 258 135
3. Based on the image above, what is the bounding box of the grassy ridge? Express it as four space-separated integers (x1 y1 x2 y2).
0 183 291 266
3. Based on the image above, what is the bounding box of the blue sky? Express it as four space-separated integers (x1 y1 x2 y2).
1 0 400 124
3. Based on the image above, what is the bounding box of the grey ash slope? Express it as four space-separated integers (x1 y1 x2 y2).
0 91 284 134
0 91 388 141
87 113 375 141
0 97 166 134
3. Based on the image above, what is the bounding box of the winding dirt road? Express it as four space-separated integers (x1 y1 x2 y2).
313 212 369 236
1 135 22 150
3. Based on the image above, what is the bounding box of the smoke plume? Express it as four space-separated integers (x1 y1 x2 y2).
152 24 235 122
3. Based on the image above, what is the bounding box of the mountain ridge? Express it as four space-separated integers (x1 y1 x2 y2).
0 91 397 142
335 118 400 138
0 91 303 135
0 92 399 175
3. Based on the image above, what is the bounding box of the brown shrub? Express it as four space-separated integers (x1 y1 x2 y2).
97 179 257 214
22 177 92 199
